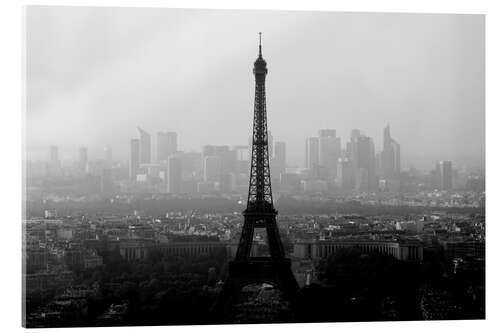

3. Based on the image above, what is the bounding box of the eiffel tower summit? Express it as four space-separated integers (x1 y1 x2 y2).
213 33 299 322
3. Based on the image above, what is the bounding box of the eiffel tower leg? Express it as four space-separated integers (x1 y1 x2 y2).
275 266 300 311
235 216 255 260
212 259 300 323
211 275 241 323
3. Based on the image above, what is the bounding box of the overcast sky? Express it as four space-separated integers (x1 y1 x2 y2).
25 6 484 170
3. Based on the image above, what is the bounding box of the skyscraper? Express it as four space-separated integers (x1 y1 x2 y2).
336 157 355 191
381 124 401 179
167 154 183 193
179 152 202 178
318 129 337 138
350 133 376 191
437 160 453 190
129 139 140 181
202 145 237 190
305 137 319 170
203 155 222 182
202 145 219 160
274 141 286 166
137 127 151 164
273 141 286 175
351 129 362 141
318 129 341 179
234 145 250 174
157 131 177 162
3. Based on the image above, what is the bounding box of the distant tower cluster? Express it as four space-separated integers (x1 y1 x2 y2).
129 128 178 184
302 124 403 193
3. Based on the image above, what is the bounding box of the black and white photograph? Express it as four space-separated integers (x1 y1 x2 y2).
16 3 490 329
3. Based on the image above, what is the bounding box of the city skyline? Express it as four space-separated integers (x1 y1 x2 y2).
30 111 473 197
22 6 486 327
26 7 484 170
26 123 481 174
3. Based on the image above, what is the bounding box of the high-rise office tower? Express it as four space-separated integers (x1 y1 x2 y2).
318 129 341 179
204 155 222 182
219 147 237 175
202 145 237 190
129 139 140 180
305 137 319 169
274 141 286 166
235 145 250 161
157 131 177 162
137 127 151 164
347 129 363 169
351 133 376 191
180 152 202 178
350 129 362 143
167 155 183 193
336 157 355 191
375 152 383 177
437 160 453 190
318 129 337 138
234 145 250 174
381 124 401 179
78 147 88 174
394 143 401 174
273 141 286 175
202 145 218 160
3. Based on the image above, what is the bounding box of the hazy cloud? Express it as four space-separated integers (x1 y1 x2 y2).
25 7 484 170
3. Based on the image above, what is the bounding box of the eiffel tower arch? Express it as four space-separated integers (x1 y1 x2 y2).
212 33 299 322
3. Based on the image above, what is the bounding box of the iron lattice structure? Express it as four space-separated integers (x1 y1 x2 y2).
247 38 273 210
212 34 298 322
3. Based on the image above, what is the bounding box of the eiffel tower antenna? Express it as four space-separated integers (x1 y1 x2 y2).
259 32 262 57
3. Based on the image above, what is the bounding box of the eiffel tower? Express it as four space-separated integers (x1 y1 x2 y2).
213 33 299 322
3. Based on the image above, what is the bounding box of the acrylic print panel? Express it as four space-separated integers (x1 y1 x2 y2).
23 5 485 327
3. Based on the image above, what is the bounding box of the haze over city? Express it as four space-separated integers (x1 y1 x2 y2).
25 7 484 170
22 6 486 327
